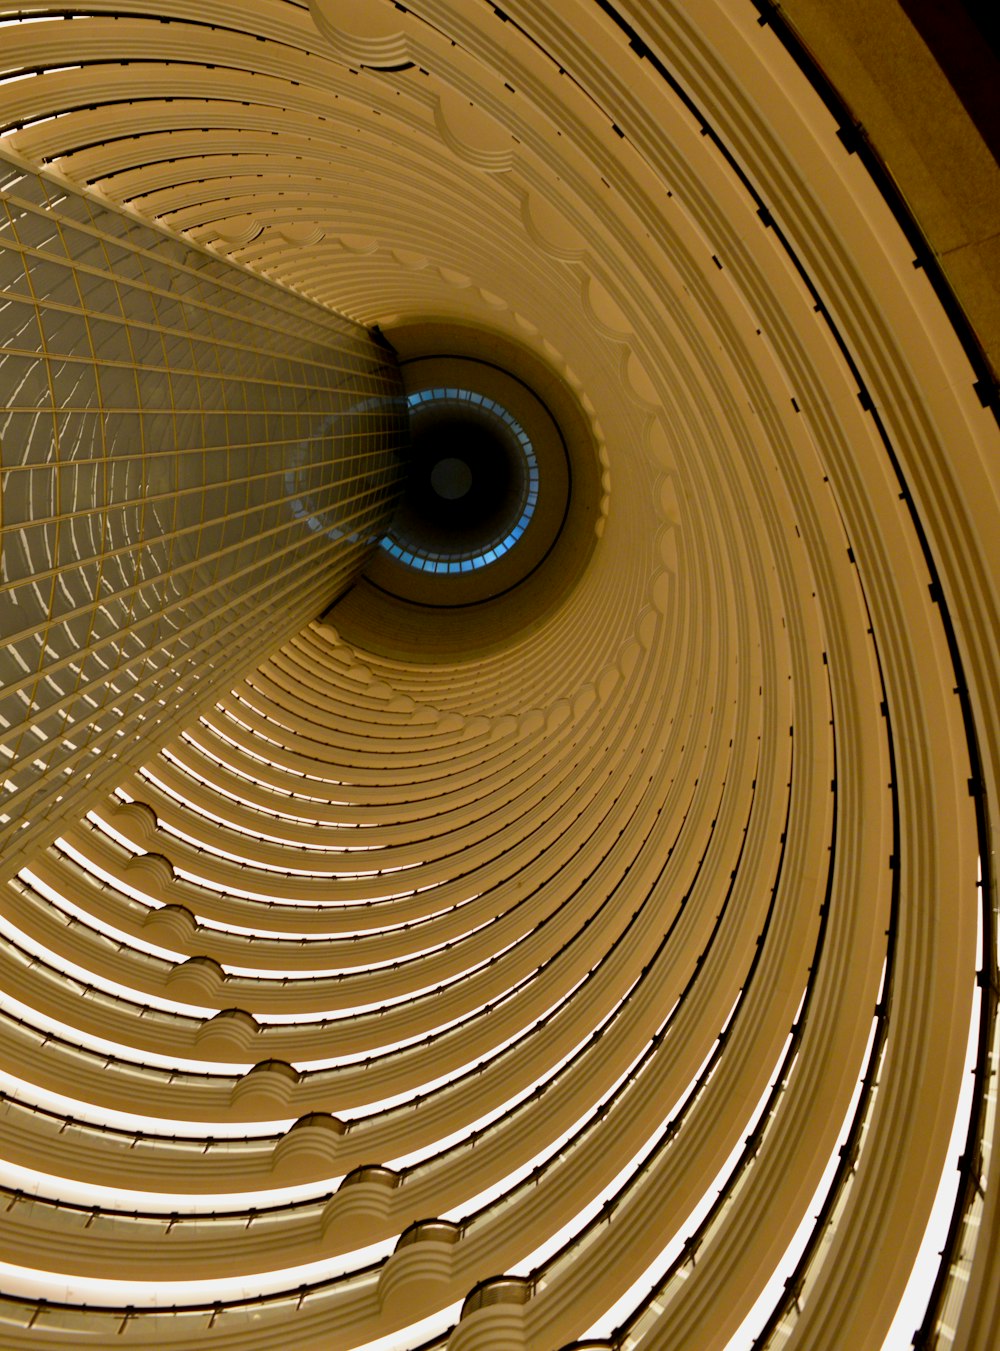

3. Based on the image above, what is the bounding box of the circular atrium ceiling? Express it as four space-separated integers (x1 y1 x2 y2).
363 346 578 610
0 3 996 1351
334 322 603 656
386 388 539 572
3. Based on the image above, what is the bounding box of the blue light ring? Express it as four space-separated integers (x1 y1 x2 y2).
380 388 539 573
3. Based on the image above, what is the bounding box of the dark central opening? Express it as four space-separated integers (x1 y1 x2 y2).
430 456 473 500
389 400 528 559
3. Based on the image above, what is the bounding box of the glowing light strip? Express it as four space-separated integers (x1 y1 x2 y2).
55 834 420 906
18 867 188 963
579 1028 800 1338
116 776 379 853
178 732 340 802
195 718 347 789
722 1013 882 1348
159 745 369 825
510 1024 745 1279
879 894 984 1350
335 968 592 1120
0 911 212 1018
386 974 657 1174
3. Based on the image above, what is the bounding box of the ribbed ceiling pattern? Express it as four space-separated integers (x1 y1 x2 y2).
0 2 997 1350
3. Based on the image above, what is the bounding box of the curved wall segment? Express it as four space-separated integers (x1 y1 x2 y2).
0 3 996 1351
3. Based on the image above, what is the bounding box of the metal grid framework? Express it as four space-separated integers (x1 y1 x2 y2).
0 154 406 862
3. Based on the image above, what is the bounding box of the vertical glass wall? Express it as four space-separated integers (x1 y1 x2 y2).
0 153 406 867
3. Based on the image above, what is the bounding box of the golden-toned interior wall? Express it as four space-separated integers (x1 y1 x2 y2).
0 2 997 1350
0 152 406 871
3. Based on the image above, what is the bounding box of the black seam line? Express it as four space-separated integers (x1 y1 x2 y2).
452 776 743 1223
529 753 766 1290
0 765 715 1256
0 12 326 58
409 789 709 1184
0 753 669 1149
25 736 695 1127
2 86 316 142
31 115 336 167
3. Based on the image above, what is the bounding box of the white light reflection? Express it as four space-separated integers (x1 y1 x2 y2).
121 773 382 854
0 1237 396 1306
195 717 345 789
0 910 213 1018
0 989 239 1073
147 810 385 870
0 1068 292 1137
0 1156 341 1215
879 883 983 1350
54 835 422 907
335 968 594 1120
579 1026 799 1340
159 746 363 823
386 973 656 1175
722 1012 881 1349
345 1303 461 1351
18 867 188 962
179 731 337 802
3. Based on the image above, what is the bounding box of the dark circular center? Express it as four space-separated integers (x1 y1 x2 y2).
430 457 473 500
384 393 534 568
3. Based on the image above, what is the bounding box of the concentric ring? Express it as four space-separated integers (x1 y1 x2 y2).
380 387 540 574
